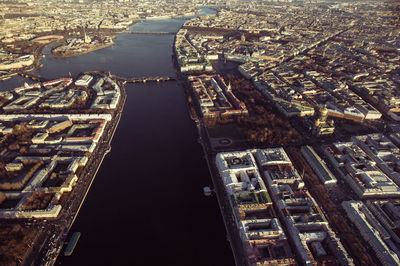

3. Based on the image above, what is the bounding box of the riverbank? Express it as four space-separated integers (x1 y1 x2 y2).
1 7 234 266
174 77 249 266
0 35 66 79
171 16 249 265
32 72 127 265
0 71 127 265
0 26 134 78
0 7 208 81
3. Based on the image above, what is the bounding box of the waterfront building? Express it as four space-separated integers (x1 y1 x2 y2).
91 77 121 110
175 29 212 73
0 116 107 219
0 74 121 219
75 75 94 86
216 148 351 265
1 76 119 112
216 150 296 265
0 54 34 71
189 74 248 124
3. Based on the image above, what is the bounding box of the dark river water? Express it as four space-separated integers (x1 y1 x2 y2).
0 7 234 266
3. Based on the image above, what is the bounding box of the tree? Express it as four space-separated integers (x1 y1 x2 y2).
0 192 5 205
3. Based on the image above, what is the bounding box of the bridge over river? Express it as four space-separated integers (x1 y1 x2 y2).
18 71 175 84
122 31 176 35
83 71 176 84
112 75 176 83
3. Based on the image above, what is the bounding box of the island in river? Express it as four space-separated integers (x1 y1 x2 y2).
52 34 116 58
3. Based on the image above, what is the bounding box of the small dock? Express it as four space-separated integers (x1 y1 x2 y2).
203 186 213 196
64 232 81 256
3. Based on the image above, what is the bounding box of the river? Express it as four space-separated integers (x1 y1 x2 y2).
0 7 234 266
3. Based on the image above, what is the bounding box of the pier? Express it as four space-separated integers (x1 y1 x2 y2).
64 232 81 256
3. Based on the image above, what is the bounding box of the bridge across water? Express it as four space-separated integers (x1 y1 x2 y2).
109 75 175 84
123 31 176 35
82 71 176 84
83 71 175 83
18 71 175 85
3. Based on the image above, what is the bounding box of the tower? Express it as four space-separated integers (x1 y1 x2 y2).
319 105 328 123
83 27 91 43
314 105 328 128
312 105 334 136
